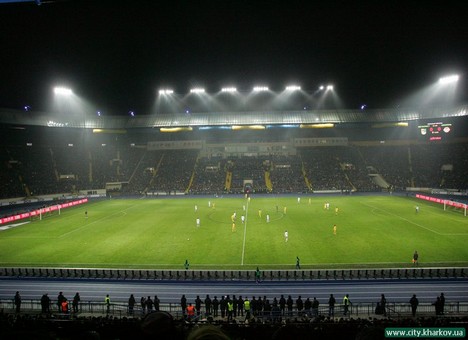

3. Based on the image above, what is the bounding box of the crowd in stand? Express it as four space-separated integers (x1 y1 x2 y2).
1 142 468 199
2 290 466 340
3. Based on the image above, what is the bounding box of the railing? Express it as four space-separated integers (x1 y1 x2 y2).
0 267 466 281
1 300 467 319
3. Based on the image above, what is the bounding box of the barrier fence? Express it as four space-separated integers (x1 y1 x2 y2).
1 299 468 319
0 267 466 281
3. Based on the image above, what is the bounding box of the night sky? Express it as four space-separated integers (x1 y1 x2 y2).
0 0 467 115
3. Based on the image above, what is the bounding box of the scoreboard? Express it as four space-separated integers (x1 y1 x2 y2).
417 121 452 141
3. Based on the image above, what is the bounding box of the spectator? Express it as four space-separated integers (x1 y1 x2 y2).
296 296 304 316
105 294 110 314
195 295 202 316
212 296 219 318
186 303 195 322
181 295 187 316
312 297 319 317
41 293 51 314
128 294 136 315
72 292 81 313
380 294 387 316
409 294 419 317
343 294 351 316
14 291 21 314
57 292 66 313
440 293 445 315
328 294 336 317
154 295 160 311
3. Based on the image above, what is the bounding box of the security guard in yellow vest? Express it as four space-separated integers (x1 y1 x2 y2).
244 298 251 320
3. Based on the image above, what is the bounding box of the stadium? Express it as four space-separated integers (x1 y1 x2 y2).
1 81 468 338
1 1 468 339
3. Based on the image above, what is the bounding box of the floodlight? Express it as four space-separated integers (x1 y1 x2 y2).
54 87 72 95
190 88 205 93
438 75 459 84
159 89 174 95
319 85 324 90
285 85 301 91
253 86 269 92
326 85 334 91
221 87 237 93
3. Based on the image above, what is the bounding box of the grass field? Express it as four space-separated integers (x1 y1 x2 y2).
1 194 468 270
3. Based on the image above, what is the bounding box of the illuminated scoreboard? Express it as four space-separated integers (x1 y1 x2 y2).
418 122 452 141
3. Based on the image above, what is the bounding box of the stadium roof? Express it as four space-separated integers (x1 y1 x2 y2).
0 104 467 129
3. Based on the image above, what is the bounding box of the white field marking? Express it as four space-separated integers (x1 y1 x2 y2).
361 201 468 236
241 198 249 266
423 205 468 225
0 221 30 231
58 203 139 238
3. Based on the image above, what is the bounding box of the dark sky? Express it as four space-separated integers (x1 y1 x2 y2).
0 0 467 115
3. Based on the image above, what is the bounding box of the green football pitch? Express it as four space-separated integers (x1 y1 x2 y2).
1 195 467 269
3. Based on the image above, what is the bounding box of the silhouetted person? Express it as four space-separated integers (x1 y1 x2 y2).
14 291 21 313
181 294 187 316
343 294 351 316
128 294 136 315
72 292 80 313
41 293 51 314
380 294 387 316
440 293 445 315
57 292 66 313
154 295 160 311
409 294 419 317
328 294 336 317
413 250 419 266
212 296 219 317
195 295 202 316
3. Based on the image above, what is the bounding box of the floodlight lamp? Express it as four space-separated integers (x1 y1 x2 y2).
129 111 135 117
159 89 174 95
190 88 205 93
326 85 334 91
319 85 324 91
285 85 301 91
221 87 237 93
253 86 269 92
438 75 459 84
54 87 72 95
